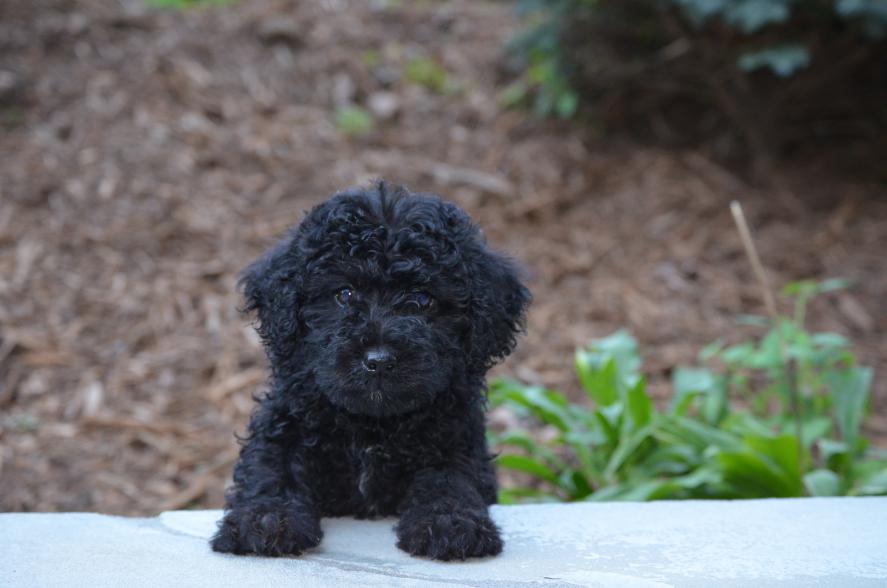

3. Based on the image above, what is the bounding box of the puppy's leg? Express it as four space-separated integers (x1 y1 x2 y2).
211 412 322 557
395 467 502 561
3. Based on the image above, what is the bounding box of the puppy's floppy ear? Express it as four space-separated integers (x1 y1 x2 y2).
466 249 531 371
453 212 531 373
240 230 305 362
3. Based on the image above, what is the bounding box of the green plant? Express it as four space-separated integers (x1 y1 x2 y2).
511 0 887 94
499 57 578 119
505 0 887 171
334 106 375 136
501 0 584 118
673 0 886 76
489 281 887 503
403 57 451 94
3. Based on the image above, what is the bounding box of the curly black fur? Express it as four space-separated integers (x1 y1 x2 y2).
210 182 530 561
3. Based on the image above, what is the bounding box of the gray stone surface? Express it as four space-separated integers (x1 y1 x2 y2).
2 498 887 587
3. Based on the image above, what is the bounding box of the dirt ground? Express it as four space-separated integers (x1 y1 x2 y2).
1 0 885 515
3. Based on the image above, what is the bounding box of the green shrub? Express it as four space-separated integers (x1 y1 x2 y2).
489 280 887 503
506 0 887 169
501 0 587 118
511 0 887 95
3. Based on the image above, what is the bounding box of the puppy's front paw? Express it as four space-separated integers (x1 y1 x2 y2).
211 505 322 557
396 508 503 561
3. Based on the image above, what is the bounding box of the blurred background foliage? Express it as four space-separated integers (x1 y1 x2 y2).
504 0 887 176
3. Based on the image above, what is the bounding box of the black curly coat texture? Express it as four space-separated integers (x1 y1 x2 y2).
210 182 530 561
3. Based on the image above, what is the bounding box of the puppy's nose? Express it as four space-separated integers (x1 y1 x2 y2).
362 347 396 374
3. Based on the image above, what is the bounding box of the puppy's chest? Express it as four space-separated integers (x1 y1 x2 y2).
348 440 417 513
354 444 391 497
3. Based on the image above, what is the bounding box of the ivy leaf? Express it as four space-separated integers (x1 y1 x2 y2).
724 0 792 33
804 469 842 497
739 45 811 77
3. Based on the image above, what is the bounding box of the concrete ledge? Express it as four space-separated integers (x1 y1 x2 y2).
3 498 887 587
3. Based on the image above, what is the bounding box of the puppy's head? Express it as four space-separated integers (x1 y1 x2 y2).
242 182 530 417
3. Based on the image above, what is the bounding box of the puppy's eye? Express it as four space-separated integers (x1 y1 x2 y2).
335 287 355 306
409 291 435 310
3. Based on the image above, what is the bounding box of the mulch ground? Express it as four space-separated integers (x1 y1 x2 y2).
1 0 885 515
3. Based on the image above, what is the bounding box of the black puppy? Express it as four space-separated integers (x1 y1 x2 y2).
211 182 530 561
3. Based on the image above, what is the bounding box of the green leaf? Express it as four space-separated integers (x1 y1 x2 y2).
804 469 842 497
533 87 555 117
717 450 803 498
495 430 568 471
566 470 594 499
588 471 720 502
499 82 528 107
404 57 450 93
576 330 645 409
817 278 851 293
623 377 653 433
723 412 777 438
490 379 573 432
576 354 619 406
594 330 642 378
819 438 849 461
672 466 725 491
712 432 804 498
736 314 770 327
604 425 654 480
497 454 562 487
609 479 684 501
699 340 724 362
593 405 622 446
855 467 887 496
585 484 629 502
744 434 802 481
721 342 755 366
671 368 727 424
827 366 872 449
561 427 606 486
576 330 641 385
657 415 742 453
739 45 810 77
811 332 850 350
638 444 700 476
724 1 792 34
781 280 818 297
334 106 375 136
818 438 851 473
555 91 579 118
755 327 787 369
673 368 715 397
671 389 701 417
799 417 832 448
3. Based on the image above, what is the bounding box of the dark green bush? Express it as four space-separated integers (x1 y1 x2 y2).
505 0 887 171
489 280 887 502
